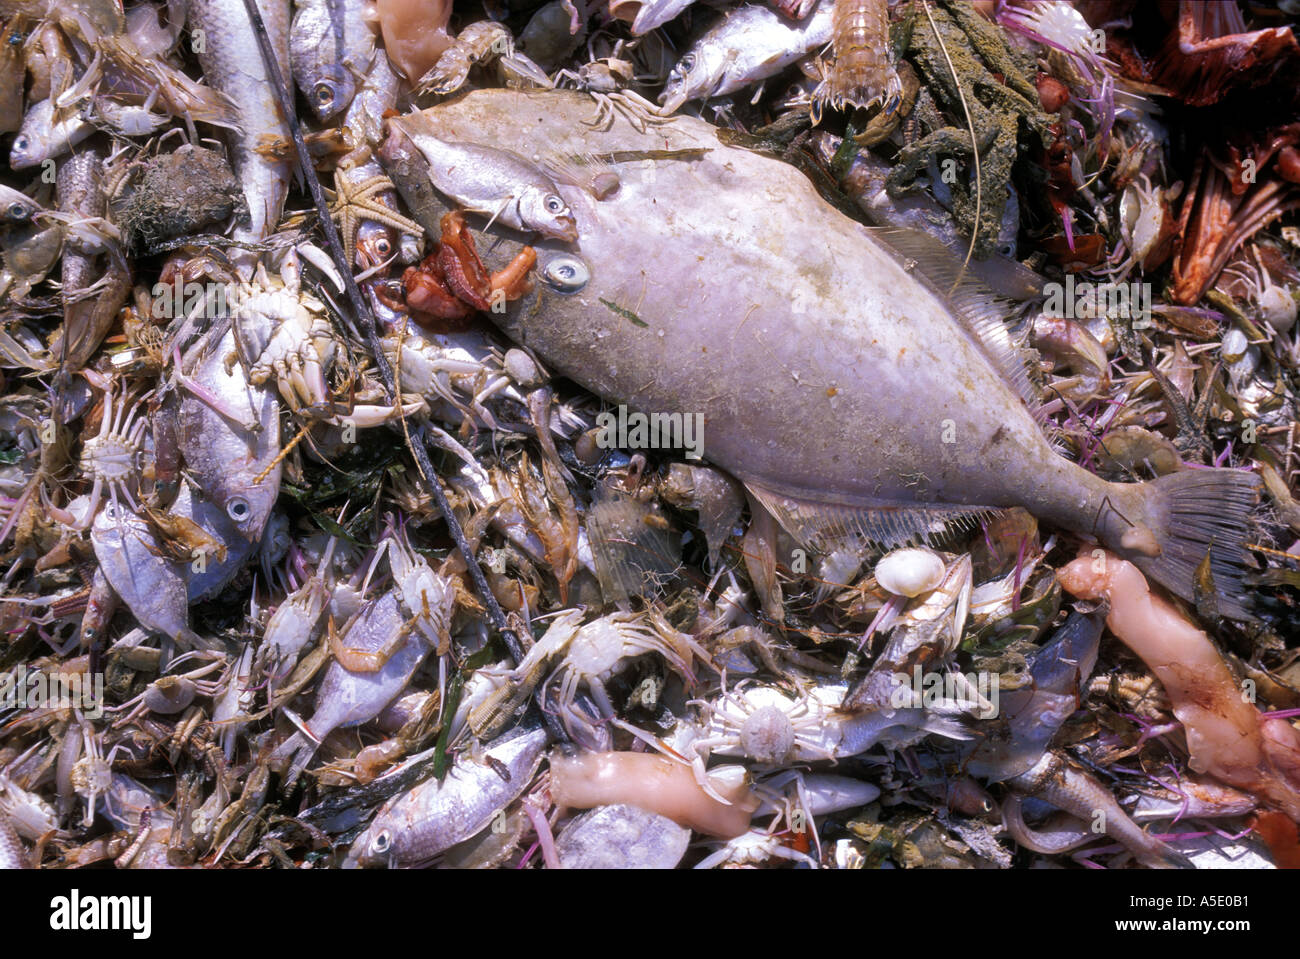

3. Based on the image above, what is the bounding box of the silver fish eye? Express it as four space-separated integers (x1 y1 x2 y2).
679 54 695 72
372 829 392 854
314 82 334 105
13 135 26 150
542 256 589 294
8 203 27 219
544 194 566 214
227 497 251 521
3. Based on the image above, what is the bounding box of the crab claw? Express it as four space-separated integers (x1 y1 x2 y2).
328 400 426 428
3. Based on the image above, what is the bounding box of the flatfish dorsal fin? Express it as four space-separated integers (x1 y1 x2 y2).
870 227 1061 443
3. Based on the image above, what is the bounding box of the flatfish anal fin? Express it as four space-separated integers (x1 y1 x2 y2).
870 227 1059 441
745 480 997 553
587 490 683 606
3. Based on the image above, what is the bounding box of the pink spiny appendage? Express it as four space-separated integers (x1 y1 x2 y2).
1120 712 1183 749
1061 205 1076 251
521 798 559 869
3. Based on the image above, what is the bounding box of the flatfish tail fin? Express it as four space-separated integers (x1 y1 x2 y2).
871 227 1063 446
1128 468 1261 622
745 481 997 554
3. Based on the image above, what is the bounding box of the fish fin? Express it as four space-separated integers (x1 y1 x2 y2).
587 490 683 605
871 227 1060 442
745 480 997 553
542 152 619 198
1128 468 1261 621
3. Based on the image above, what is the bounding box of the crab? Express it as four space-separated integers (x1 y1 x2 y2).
532 608 708 745
694 827 819 869
68 720 131 829
690 680 841 769
72 379 150 529
1220 243 1298 336
230 250 339 415
554 39 673 134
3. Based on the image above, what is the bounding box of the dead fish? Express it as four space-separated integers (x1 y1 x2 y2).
290 0 375 122
188 0 292 274
9 98 93 170
90 501 205 649
814 132 1044 301
659 2 835 113
174 328 281 542
345 724 548 868
48 141 131 378
555 803 691 868
389 114 579 242
416 89 1260 620
90 482 255 650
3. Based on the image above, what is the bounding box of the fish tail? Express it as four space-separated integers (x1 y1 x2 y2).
1120 469 1261 621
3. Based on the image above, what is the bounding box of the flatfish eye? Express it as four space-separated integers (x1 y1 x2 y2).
542 256 589 294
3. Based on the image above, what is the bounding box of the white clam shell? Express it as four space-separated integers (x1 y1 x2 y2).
874 548 946 597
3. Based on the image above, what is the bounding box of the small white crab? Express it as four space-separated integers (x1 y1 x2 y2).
68 720 131 829
692 680 841 768
554 40 673 134
535 609 708 742
694 827 818 869
74 381 149 528
230 253 339 414
1222 244 1298 336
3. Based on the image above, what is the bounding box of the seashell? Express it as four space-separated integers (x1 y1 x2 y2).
873 547 946 597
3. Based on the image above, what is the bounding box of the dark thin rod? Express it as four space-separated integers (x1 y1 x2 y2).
238 0 525 666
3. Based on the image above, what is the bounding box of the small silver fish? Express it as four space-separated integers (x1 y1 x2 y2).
346 725 548 868
391 113 579 242
290 0 375 122
175 327 282 542
659 2 835 112
188 0 292 274
49 142 130 376
9 98 93 170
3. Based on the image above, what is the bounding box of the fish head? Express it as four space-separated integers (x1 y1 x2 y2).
659 51 708 113
9 125 48 172
517 185 579 243
0 185 41 226
216 487 274 542
660 45 733 113
306 64 356 123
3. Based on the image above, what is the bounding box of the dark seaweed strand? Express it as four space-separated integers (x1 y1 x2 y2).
238 0 525 668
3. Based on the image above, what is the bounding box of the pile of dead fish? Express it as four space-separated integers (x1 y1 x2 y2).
1 0 1299 870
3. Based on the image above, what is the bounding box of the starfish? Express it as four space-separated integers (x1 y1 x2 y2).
326 165 424 268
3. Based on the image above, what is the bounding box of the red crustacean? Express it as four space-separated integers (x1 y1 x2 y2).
401 211 537 329
1169 141 1300 305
